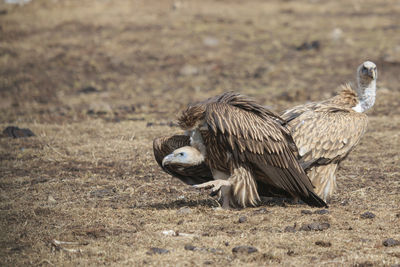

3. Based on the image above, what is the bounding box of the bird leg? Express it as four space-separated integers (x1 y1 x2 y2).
194 180 233 209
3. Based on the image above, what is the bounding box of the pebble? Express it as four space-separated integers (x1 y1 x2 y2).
78 86 99 94
295 40 320 51
360 212 376 219
284 226 296 233
184 244 223 254
238 216 247 223
253 208 268 214
300 222 330 231
177 207 192 215
184 244 196 251
203 36 219 47
301 210 313 215
315 241 331 247
314 209 329 215
383 238 400 247
232 246 258 254
2 126 35 138
147 247 169 255
48 195 56 203
180 65 198 76
90 188 115 198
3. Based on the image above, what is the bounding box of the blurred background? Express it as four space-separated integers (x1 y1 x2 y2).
1 0 399 124
1 1 400 266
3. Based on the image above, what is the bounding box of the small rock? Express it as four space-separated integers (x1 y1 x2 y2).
284 226 296 233
238 216 247 223
301 210 313 215
253 208 268 214
47 195 56 203
2 126 35 138
203 36 219 47
147 247 169 255
78 86 99 94
184 244 196 251
177 207 192 215
314 209 329 215
360 212 376 219
330 27 343 41
253 67 267 78
4 0 32 5
87 102 112 115
354 261 374 267
383 238 400 247
232 246 258 254
341 200 349 206
287 249 295 256
295 40 320 51
90 188 116 198
31 177 49 185
162 230 177 236
204 261 213 265
300 222 330 231
315 241 331 247
180 65 198 76
184 245 222 254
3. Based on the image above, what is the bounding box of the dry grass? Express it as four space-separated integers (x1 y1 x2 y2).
0 0 400 266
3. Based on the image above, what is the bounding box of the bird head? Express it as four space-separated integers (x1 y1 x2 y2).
357 61 377 83
162 146 205 167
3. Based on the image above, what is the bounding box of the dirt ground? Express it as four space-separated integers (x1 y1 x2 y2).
0 0 399 266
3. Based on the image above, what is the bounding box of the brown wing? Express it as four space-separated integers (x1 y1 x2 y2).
202 97 327 207
153 135 213 185
285 105 368 170
281 102 319 124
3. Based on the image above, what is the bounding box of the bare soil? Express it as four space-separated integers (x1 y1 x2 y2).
0 0 399 266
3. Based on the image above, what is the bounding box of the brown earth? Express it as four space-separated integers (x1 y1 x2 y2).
0 0 400 266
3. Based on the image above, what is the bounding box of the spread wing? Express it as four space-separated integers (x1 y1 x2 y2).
284 105 368 170
203 100 327 207
153 135 213 185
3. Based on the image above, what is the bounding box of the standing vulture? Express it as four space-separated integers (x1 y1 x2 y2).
155 92 327 208
281 61 377 201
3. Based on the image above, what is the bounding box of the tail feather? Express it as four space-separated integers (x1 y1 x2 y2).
301 191 328 208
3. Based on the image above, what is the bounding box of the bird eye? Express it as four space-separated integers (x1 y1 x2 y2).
178 152 184 156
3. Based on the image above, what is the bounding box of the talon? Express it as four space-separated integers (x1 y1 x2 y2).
209 189 220 197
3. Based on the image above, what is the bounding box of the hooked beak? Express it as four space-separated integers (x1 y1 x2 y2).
364 67 376 80
369 69 376 80
162 153 174 167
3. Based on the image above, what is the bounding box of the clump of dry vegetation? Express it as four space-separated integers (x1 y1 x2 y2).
0 0 399 265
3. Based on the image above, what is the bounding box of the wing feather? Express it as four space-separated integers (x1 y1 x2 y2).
285 105 368 169
202 97 326 207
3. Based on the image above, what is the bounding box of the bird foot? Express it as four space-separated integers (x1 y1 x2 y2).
193 179 232 194
194 180 233 209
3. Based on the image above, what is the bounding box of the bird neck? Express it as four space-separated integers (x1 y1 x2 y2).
189 129 207 157
353 79 376 113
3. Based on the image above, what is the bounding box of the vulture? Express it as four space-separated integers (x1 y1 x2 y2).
154 92 327 209
281 61 377 201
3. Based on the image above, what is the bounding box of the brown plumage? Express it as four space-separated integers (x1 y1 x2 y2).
153 135 213 185
281 61 377 201
168 91 326 208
